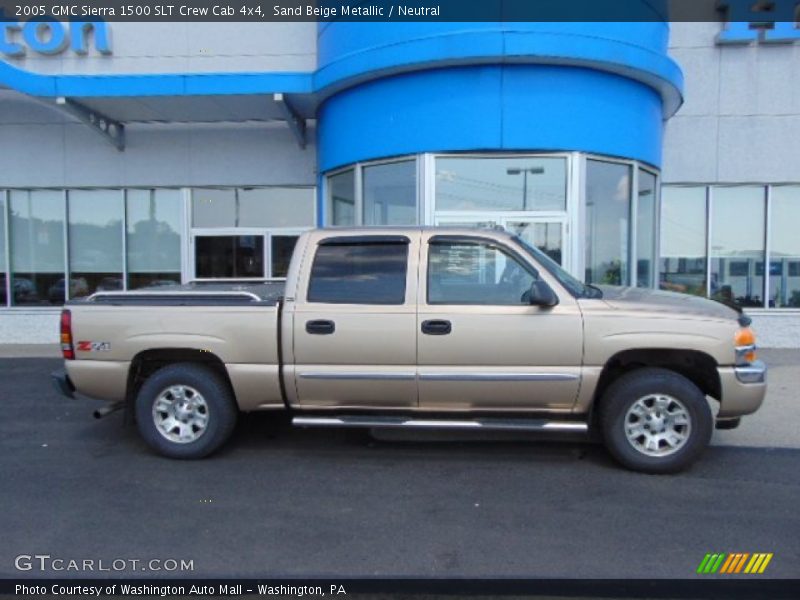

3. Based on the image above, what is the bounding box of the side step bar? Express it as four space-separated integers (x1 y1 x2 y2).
292 415 588 434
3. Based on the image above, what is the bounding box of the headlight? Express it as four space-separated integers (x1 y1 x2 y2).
734 327 757 365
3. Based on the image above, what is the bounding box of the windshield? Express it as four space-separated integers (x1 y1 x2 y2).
512 235 603 299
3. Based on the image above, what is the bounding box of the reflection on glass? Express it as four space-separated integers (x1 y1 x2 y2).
428 241 536 305
585 160 631 285
126 189 182 290
308 243 408 304
192 189 236 228
436 157 566 212
768 186 800 307
363 161 417 225
195 236 264 278
9 190 65 306
271 235 298 278
239 188 315 228
659 187 707 296
710 187 765 308
507 221 563 265
328 170 355 226
637 170 657 288
68 190 124 298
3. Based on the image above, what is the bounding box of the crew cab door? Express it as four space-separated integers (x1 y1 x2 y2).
287 233 419 408
417 233 582 411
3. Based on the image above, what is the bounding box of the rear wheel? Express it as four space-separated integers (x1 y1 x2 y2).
135 363 237 459
600 368 712 474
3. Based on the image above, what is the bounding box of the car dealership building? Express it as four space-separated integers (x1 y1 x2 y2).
1 16 799 345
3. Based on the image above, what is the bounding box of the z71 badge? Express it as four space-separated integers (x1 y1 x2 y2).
76 341 111 353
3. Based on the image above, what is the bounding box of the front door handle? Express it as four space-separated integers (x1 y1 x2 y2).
421 319 452 335
306 319 336 335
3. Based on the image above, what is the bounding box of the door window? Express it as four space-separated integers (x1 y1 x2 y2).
428 239 537 305
307 241 408 304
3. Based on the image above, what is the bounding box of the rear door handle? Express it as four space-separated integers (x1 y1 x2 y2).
421 319 452 335
306 320 336 335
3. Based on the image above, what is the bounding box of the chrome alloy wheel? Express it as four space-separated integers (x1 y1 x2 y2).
152 385 209 444
624 394 691 457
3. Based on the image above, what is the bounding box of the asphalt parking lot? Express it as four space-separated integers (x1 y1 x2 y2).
0 353 798 583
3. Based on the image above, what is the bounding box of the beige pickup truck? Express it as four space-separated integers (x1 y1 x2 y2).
53 227 766 473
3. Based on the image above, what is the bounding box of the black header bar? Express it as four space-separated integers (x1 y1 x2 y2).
0 0 798 23
3 578 800 598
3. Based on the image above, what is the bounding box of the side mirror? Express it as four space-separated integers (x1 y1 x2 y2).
528 280 559 307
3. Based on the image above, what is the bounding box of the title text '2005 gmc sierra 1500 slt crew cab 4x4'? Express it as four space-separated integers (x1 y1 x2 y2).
52 228 767 473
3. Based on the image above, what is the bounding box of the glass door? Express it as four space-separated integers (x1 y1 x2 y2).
434 216 568 267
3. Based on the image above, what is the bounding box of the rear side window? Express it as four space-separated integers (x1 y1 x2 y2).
307 242 408 304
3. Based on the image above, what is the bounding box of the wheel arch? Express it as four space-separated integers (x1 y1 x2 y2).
125 348 234 414
589 348 721 431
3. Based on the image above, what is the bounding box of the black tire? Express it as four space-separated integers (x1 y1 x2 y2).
135 363 237 459
599 368 713 474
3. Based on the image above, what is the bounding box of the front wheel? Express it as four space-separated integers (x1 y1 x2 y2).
135 363 237 459
599 368 713 474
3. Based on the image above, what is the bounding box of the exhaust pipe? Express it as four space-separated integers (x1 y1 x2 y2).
93 401 124 419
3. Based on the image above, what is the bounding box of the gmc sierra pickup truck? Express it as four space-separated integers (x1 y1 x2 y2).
52 227 767 473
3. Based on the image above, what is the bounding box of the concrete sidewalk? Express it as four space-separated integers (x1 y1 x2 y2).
2 345 796 449
0 343 60 358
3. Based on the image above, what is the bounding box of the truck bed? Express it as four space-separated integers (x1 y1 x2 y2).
65 281 286 411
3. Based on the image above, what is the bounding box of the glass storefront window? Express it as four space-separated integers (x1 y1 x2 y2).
710 187 765 308
271 235 299 278
436 157 567 212
507 221 563 265
0 194 6 306
363 160 417 225
768 186 800 308
195 236 264 279
192 189 236 228
585 160 631 286
126 189 182 290
328 170 356 226
660 187 707 296
9 190 65 306
238 188 315 228
68 190 124 298
636 170 657 288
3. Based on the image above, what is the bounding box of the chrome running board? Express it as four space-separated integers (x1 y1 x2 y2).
292 415 588 434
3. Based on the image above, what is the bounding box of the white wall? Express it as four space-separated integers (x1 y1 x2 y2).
0 90 317 188
664 22 800 184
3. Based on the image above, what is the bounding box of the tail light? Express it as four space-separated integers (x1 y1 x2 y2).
60 309 75 360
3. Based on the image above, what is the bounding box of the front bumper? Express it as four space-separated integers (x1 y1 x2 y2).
734 359 767 384
51 369 76 399
717 360 767 418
